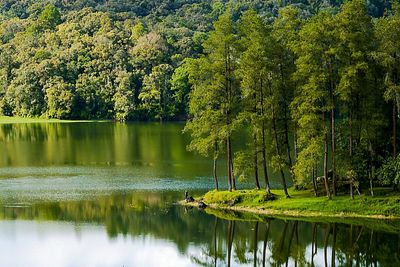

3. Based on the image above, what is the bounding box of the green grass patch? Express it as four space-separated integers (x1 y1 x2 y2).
198 188 400 219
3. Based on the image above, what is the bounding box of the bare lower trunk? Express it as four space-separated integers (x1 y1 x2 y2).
213 152 219 191
350 108 354 199
261 122 271 194
272 111 289 197
331 107 337 196
253 134 260 190
312 167 318 197
227 136 233 191
324 113 332 199
394 103 397 158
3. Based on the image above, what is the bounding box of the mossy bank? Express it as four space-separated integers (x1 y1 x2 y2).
181 188 400 221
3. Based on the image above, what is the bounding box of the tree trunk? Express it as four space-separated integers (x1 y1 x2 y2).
324 113 332 199
349 108 354 199
253 134 261 190
312 166 318 197
260 80 271 194
331 105 337 196
272 106 289 198
227 136 233 191
213 142 219 191
394 101 397 158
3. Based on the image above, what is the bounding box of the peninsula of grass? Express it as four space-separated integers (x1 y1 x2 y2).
183 188 400 220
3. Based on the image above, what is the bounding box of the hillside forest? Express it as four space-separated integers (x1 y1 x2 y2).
1 0 400 194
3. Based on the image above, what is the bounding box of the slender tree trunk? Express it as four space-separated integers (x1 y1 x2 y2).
227 136 233 191
349 107 354 199
284 107 293 170
324 113 332 199
331 104 337 196
213 142 219 191
294 124 298 160
312 166 318 197
253 134 261 190
260 80 271 194
394 101 397 158
272 106 289 198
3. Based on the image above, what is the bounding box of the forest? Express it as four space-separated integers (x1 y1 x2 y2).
0 0 400 195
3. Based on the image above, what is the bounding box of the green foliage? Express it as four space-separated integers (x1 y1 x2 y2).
377 156 400 188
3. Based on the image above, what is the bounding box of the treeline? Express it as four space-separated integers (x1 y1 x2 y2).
184 0 400 197
0 0 390 121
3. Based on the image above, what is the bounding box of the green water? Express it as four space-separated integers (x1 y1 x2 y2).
0 122 399 266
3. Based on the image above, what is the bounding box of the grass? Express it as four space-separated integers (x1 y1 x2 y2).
188 188 400 220
0 116 105 124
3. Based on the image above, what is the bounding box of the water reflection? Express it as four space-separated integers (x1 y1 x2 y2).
0 192 399 266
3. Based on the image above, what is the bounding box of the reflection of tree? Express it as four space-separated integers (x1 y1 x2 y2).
0 195 399 266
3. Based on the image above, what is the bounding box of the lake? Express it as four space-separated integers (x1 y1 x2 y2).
0 122 399 266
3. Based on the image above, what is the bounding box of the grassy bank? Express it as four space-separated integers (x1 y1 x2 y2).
183 188 400 220
0 116 102 124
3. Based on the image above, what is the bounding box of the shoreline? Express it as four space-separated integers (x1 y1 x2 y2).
179 189 400 221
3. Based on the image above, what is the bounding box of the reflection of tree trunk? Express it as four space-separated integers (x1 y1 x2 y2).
254 133 261 190
214 218 218 267
213 142 219 191
287 221 298 267
279 221 289 264
227 221 235 267
254 222 259 267
324 224 331 267
331 224 337 267
263 221 271 267
311 223 318 266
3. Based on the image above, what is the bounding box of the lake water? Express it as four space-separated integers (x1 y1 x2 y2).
0 122 399 267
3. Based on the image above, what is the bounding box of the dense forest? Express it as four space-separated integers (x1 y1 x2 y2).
1 0 400 195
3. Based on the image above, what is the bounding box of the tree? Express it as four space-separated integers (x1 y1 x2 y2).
113 71 134 122
45 76 74 119
140 64 174 121
336 0 375 199
237 10 273 193
185 11 241 191
292 11 338 199
39 4 62 30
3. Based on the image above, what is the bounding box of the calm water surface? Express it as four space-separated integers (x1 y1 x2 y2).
0 122 399 267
